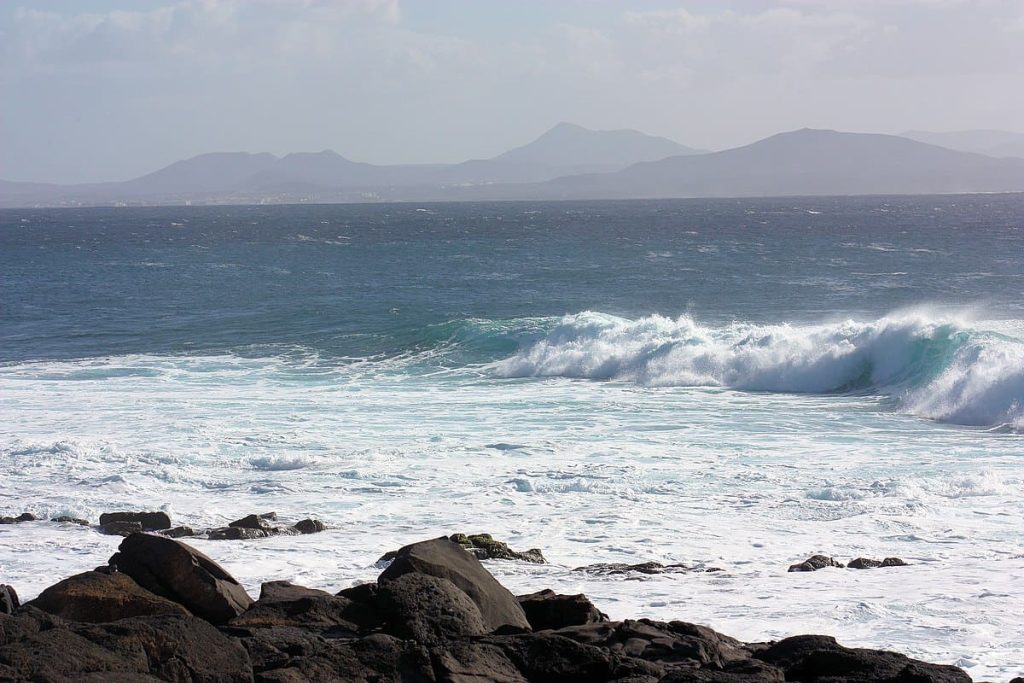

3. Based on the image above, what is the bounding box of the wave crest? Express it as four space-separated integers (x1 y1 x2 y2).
494 311 1024 430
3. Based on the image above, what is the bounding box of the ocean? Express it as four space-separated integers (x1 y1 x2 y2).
1 196 1022 679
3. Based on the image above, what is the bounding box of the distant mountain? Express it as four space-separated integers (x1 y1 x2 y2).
900 130 1024 159
0 123 703 206
521 129 1024 200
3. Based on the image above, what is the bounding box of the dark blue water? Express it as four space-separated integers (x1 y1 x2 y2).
2 195 1022 363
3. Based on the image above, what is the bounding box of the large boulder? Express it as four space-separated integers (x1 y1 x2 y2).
378 536 531 633
0 585 19 615
99 511 171 531
27 571 190 622
111 533 253 624
377 572 488 645
0 608 251 682
517 590 606 631
755 634 972 682
788 555 845 572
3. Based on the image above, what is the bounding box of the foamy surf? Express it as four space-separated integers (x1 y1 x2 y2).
495 311 1024 430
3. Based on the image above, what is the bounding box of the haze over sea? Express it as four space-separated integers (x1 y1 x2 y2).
1 196 1022 679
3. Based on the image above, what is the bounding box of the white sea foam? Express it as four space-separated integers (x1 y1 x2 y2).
495 311 1024 429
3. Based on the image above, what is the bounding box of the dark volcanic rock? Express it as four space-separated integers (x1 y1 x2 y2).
881 557 908 567
293 518 326 534
450 532 547 563
209 526 272 540
788 555 845 572
0 608 251 682
100 520 144 536
231 580 361 632
432 640 528 682
0 513 36 524
160 525 195 538
99 511 171 531
378 536 532 633
111 532 254 624
482 631 661 683
517 589 607 630
573 561 700 576
847 558 881 569
27 571 190 622
756 634 971 682
52 515 90 525
230 513 276 530
378 572 488 645
0 585 18 615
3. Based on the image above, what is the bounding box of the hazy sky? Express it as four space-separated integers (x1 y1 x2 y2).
3 0 1024 183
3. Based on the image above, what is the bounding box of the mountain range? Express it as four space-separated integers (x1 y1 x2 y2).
2 125 1023 207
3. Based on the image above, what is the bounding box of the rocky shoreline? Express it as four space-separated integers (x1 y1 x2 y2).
0 515 1010 683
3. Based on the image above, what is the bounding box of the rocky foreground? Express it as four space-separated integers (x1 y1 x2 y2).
0 531 1006 683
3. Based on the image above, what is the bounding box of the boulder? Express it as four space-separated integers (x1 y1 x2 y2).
111 533 254 624
208 526 271 540
378 536 531 633
377 572 488 645
27 571 190 622
847 558 881 569
230 580 361 632
481 631 659 683
573 562 700 576
229 513 276 530
788 555 845 572
0 608 251 682
99 511 171 531
1 585 19 615
100 521 144 536
881 557 908 567
52 516 90 526
450 533 547 564
0 513 36 524
293 519 326 534
517 589 607 630
755 634 971 682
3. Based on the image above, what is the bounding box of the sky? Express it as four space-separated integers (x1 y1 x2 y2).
2 0 1023 184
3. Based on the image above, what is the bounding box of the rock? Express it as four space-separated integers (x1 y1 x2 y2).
1 585 19 615
293 518 326 534
208 526 272 540
517 589 607 630
573 561 699 576
378 536 532 633
111 532 254 624
377 572 488 645
52 516 90 526
432 640 528 682
482 631 658 683
881 557 908 567
229 513 276 530
335 582 384 631
27 571 190 622
230 580 361 632
98 511 171 531
788 555 845 572
755 634 971 682
100 520 144 536
450 533 547 564
847 558 881 569
0 513 36 524
159 525 195 538
0 608 251 682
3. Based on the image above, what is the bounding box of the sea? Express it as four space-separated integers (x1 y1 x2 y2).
1 196 1022 679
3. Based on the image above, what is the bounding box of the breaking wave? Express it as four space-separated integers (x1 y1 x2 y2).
494 311 1024 430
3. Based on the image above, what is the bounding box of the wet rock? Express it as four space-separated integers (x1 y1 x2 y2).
517 589 607 630
231 580 361 632
379 536 532 633
573 562 700 576
755 634 971 682
52 516 90 526
881 557 908 567
230 512 277 530
0 608 251 682
0 513 36 524
847 557 881 569
1 585 19 615
99 511 171 531
111 532 254 624
450 532 547 564
159 525 195 538
293 518 326 534
100 520 144 536
27 571 190 622
208 526 272 540
788 555 845 572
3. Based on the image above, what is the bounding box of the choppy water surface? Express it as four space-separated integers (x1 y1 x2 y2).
1 197 1022 679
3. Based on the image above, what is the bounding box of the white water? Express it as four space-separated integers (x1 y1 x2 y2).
1 318 1023 681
